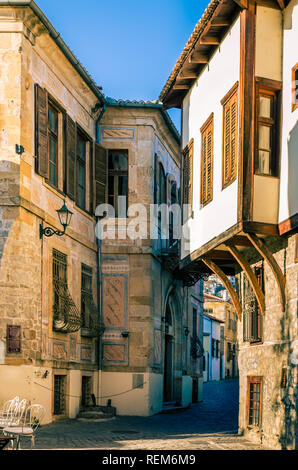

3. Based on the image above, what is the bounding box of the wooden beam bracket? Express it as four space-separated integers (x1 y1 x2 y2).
225 243 265 316
246 233 286 311
202 258 242 321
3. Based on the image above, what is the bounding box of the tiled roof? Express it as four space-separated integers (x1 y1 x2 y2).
105 97 181 143
159 0 221 102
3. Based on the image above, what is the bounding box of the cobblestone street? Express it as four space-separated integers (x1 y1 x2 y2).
7 380 270 450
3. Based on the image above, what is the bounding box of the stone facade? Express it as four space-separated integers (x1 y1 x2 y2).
237 233 297 450
0 4 102 424
204 293 238 379
98 104 204 415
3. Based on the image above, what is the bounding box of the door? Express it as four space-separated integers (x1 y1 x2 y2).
163 334 174 402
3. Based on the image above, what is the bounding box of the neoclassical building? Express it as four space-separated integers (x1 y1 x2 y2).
96 99 204 415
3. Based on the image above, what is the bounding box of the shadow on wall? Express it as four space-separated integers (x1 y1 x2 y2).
287 119 298 218
272 299 298 450
0 160 20 265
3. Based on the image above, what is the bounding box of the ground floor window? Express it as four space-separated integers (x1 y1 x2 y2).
54 375 66 415
247 376 262 427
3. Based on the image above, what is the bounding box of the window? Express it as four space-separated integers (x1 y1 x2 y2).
192 308 197 338
222 84 238 189
255 83 281 177
81 264 93 330
227 342 232 362
169 179 177 246
108 150 128 217
247 376 262 427
292 63 298 112
200 114 214 207
52 249 68 331
48 104 59 187
54 375 66 415
216 340 219 358
243 265 263 343
211 338 215 357
6 325 21 354
76 131 87 209
182 139 193 220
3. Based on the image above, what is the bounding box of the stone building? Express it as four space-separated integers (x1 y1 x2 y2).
0 1 204 422
204 293 238 379
160 0 297 450
0 0 109 424
96 99 204 415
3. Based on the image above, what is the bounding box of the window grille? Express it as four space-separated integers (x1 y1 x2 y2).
54 375 66 415
81 264 104 337
242 272 263 343
52 249 81 333
6 325 21 353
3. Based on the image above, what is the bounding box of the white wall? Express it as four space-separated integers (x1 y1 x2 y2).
279 0 298 223
181 17 240 259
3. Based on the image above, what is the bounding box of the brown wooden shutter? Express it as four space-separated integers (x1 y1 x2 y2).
35 84 49 178
6 325 21 353
94 143 107 209
222 86 238 188
200 114 213 206
89 142 94 214
65 114 76 200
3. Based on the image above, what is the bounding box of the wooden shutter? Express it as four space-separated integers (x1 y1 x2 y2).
6 325 21 353
65 114 76 200
182 139 193 219
154 154 160 205
35 84 49 179
89 142 94 214
200 114 213 206
222 85 238 188
94 143 107 209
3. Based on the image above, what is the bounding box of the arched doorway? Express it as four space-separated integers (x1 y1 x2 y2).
163 288 182 404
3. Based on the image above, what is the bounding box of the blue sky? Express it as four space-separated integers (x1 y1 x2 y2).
35 0 209 130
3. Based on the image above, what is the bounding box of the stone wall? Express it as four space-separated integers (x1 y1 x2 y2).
237 233 297 450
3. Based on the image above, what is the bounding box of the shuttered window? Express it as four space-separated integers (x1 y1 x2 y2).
200 114 213 207
76 131 87 210
35 84 49 179
6 325 21 354
222 84 238 189
65 115 76 200
292 63 298 112
182 139 193 220
94 143 107 211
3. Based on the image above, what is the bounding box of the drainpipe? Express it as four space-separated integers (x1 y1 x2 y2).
95 103 106 405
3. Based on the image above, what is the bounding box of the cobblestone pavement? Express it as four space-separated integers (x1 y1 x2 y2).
7 380 269 450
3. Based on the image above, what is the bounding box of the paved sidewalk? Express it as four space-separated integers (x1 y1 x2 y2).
5 380 269 450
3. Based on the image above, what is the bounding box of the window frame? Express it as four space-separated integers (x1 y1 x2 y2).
200 113 214 208
247 376 263 428
254 78 282 178
221 82 239 190
48 102 59 188
107 149 129 217
292 63 298 112
182 138 194 220
81 263 93 330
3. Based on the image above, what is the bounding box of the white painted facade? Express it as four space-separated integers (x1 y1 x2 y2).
181 16 241 259
203 315 222 382
279 0 298 224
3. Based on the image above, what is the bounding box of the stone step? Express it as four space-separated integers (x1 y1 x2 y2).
77 405 116 421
